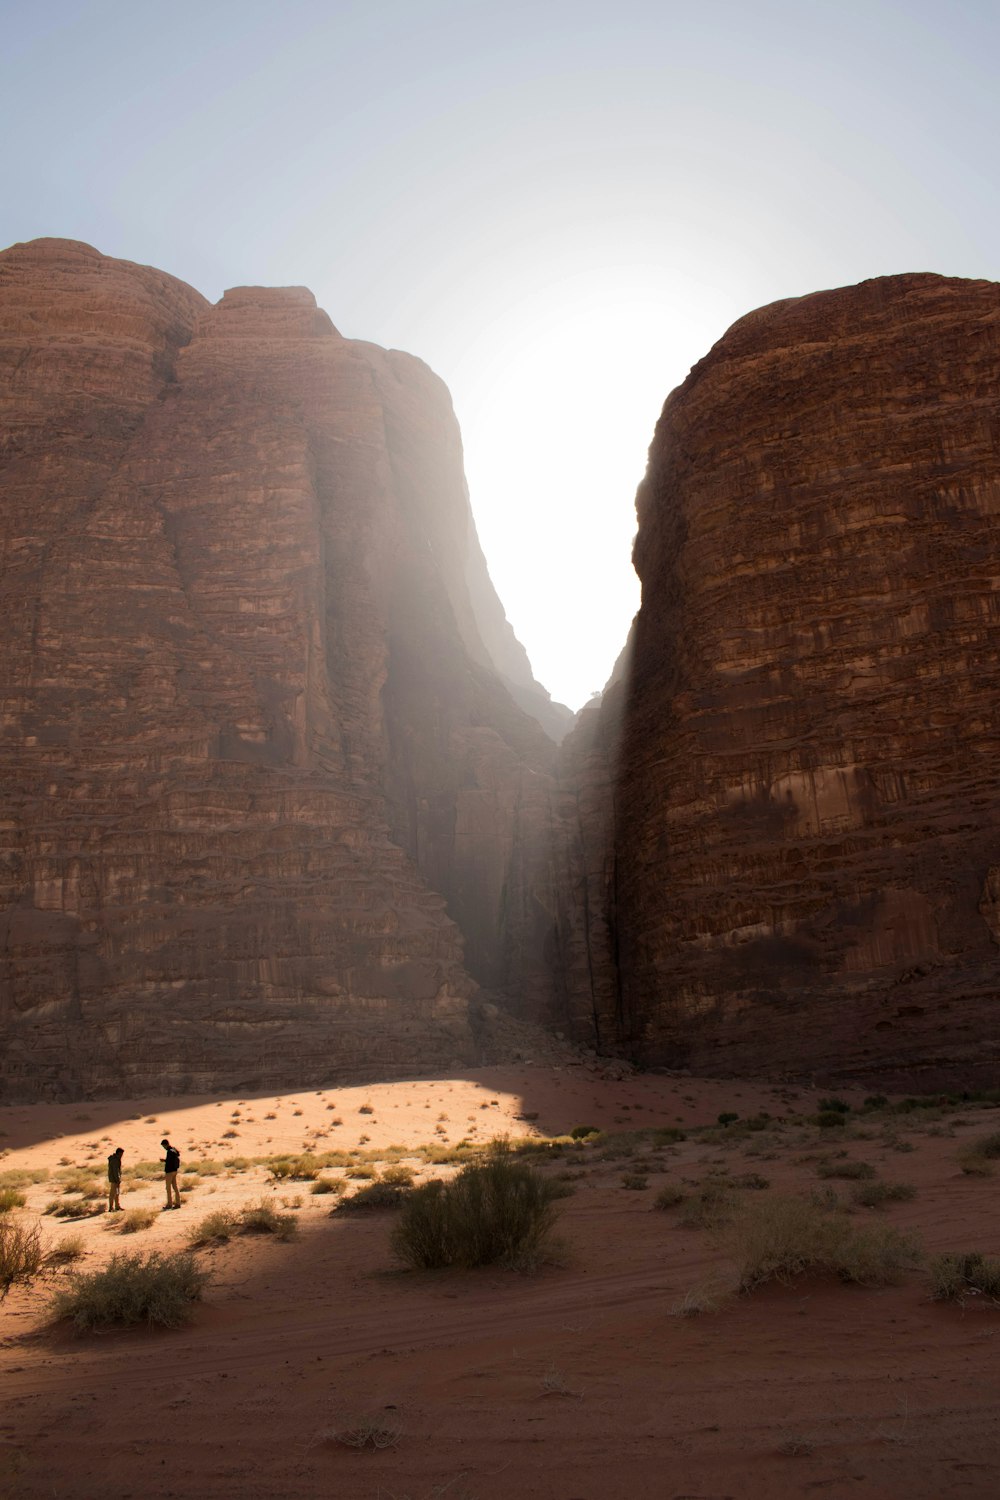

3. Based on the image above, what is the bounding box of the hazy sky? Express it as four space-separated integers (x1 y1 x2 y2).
3 1 999 708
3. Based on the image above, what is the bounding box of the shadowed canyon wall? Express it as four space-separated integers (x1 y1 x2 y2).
5 246 1000 1097
0 238 566 1099
598 273 1000 1088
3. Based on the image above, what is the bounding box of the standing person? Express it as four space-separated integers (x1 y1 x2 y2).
107 1146 124 1212
160 1137 181 1209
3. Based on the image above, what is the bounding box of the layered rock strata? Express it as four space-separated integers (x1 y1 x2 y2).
0 238 563 1099
606 273 1000 1086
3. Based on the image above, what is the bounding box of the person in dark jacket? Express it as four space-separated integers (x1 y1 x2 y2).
107 1146 124 1212
160 1137 181 1209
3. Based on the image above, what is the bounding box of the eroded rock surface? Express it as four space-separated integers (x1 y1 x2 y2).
0 239 562 1099
605 273 1000 1087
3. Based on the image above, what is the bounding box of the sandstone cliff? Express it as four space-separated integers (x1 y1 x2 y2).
0 238 561 1099
601 273 1000 1087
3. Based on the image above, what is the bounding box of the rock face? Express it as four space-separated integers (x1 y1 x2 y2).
0 238 563 1099
604 273 1000 1087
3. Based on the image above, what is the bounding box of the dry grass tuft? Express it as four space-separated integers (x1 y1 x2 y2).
51 1250 207 1330
720 1194 922 1291
0 1217 43 1298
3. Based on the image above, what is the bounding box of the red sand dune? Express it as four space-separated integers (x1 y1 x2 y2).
2 1067 1000 1499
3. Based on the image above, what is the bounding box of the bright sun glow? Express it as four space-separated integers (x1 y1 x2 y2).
452 266 735 708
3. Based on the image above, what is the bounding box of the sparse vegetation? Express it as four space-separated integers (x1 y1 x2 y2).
48 1234 86 1264
391 1145 562 1270
51 1250 207 1330
323 1414 402 1450
238 1200 297 1240
187 1211 238 1247
817 1159 876 1181
929 1251 1000 1302
45 1198 104 1220
621 1172 648 1190
115 1207 159 1234
0 1188 26 1213
849 1179 916 1208
337 1181 410 1212
653 1184 685 1210
310 1176 346 1195
720 1195 921 1292
0 1217 43 1298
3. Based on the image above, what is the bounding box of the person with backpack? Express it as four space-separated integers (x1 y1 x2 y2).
107 1146 124 1212
160 1137 181 1209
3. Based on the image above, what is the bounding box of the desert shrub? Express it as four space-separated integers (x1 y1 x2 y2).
733 1172 770 1191
652 1127 687 1144
717 1113 739 1128
358 1103 374 1115
238 1200 297 1240
679 1178 738 1229
286 1154 320 1180
187 1211 237 1247
745 1113 773 1133
114 1208 158 1235
0 1167 48 1189
48 1234 86 1264
337 1181 409 1212
310 1176 346 1196
124 1160 164 1182
185 1159 224 1177
347 1164 377 1180
391 1147 561 1270
964 1131 1000 1160
58 1171 103 1199
653 1184 685 1210
621 1172 648 1190
0 1217 43 1298
817 1159 876 1181
51 1250 207 1330
863 1095 889 1112
323 1413 402 1450
0 1188 27 1213
958 1153 993 1177
818 1098 850 1114
45 1198 104 1220
929 1252 1000 1302
570 1125 600 1139
721 1195 921 1291
815 1111 847 1129
849 1180 917 1208
380 1164 415 1187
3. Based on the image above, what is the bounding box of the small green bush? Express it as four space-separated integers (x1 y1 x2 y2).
115 1208 158 1234
48 1234 86 1264
849 1180 916 1209
336 1181 409 1212
721 1195 921 1292
45 1198 105 1220
965 1131 1000 1160
816 1160 876 1181
238 1200 297 1240
1 1217 43 1298
815 1111 847 1129
391 1146 561 1270
51 1251 207 1330
930 1252 1000 1302
0 1168 48 1189
380 1164 415 1187
187 1211 237 1247
717 1113 739 1128
621 1172 649 1190
0 1188 27 1213
818 1098 850 1115
310 1176 346 1196
570 1125 600 1139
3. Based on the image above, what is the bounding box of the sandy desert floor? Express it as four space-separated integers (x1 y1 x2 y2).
2 1065 1000 1500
